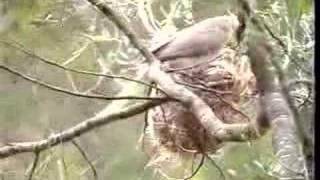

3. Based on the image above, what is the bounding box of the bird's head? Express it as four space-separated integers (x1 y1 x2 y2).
226 11 240 31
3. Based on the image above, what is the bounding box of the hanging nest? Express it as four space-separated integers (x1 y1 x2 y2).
140 47 258 179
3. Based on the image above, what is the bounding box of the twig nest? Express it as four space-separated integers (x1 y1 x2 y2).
141 48 257 179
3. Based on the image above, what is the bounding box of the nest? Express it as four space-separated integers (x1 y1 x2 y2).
140 48 258 179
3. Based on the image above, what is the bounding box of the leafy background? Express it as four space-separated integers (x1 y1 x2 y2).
0 0 313 179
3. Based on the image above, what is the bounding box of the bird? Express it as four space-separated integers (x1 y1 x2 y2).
142 13 256 179
150 13 240 66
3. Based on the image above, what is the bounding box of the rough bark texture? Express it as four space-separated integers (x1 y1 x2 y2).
248 37 308 179
0 100 167 159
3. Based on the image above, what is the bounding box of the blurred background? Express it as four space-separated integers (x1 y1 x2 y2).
0 0 313 179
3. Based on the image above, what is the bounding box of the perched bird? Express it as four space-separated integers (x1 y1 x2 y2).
150 13 240 65
141 14 253 179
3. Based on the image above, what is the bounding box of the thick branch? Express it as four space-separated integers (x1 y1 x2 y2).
0 99 169 158
86 0 156 63
240 0 313 151
238 0 312 75
248 36 308 179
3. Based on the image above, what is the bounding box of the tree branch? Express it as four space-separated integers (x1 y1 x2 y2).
71 140 98 180
175 80 251 122
25 151 40 180
248 36 308 179
0 40 165 93
237 0 312 75
0 64 166 101
0 99 170 159
85 0 157 63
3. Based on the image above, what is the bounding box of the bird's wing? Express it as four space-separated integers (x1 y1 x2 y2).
148 20 213 57
149 33 177 53
149 17 229 61
154 26 224 61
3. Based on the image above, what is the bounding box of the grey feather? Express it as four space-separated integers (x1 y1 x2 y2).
150 15 239 62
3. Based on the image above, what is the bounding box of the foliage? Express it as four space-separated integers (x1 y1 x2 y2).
0 0 313 180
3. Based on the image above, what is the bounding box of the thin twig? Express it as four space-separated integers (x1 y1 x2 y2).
0 40 165 93
71 140 98 180
238 0 311 75
183 154 205 180
261 23 311 75
175 80 251 121
165 54 223 73
65 71 79 92
0 64 166 101
62 42 90 66
84 57 109 94
33 151 54 176
26 151 40 180
175 80 232 95
261 21 287 53
57 159 66 180
85 0 157 63
205 154 226 180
